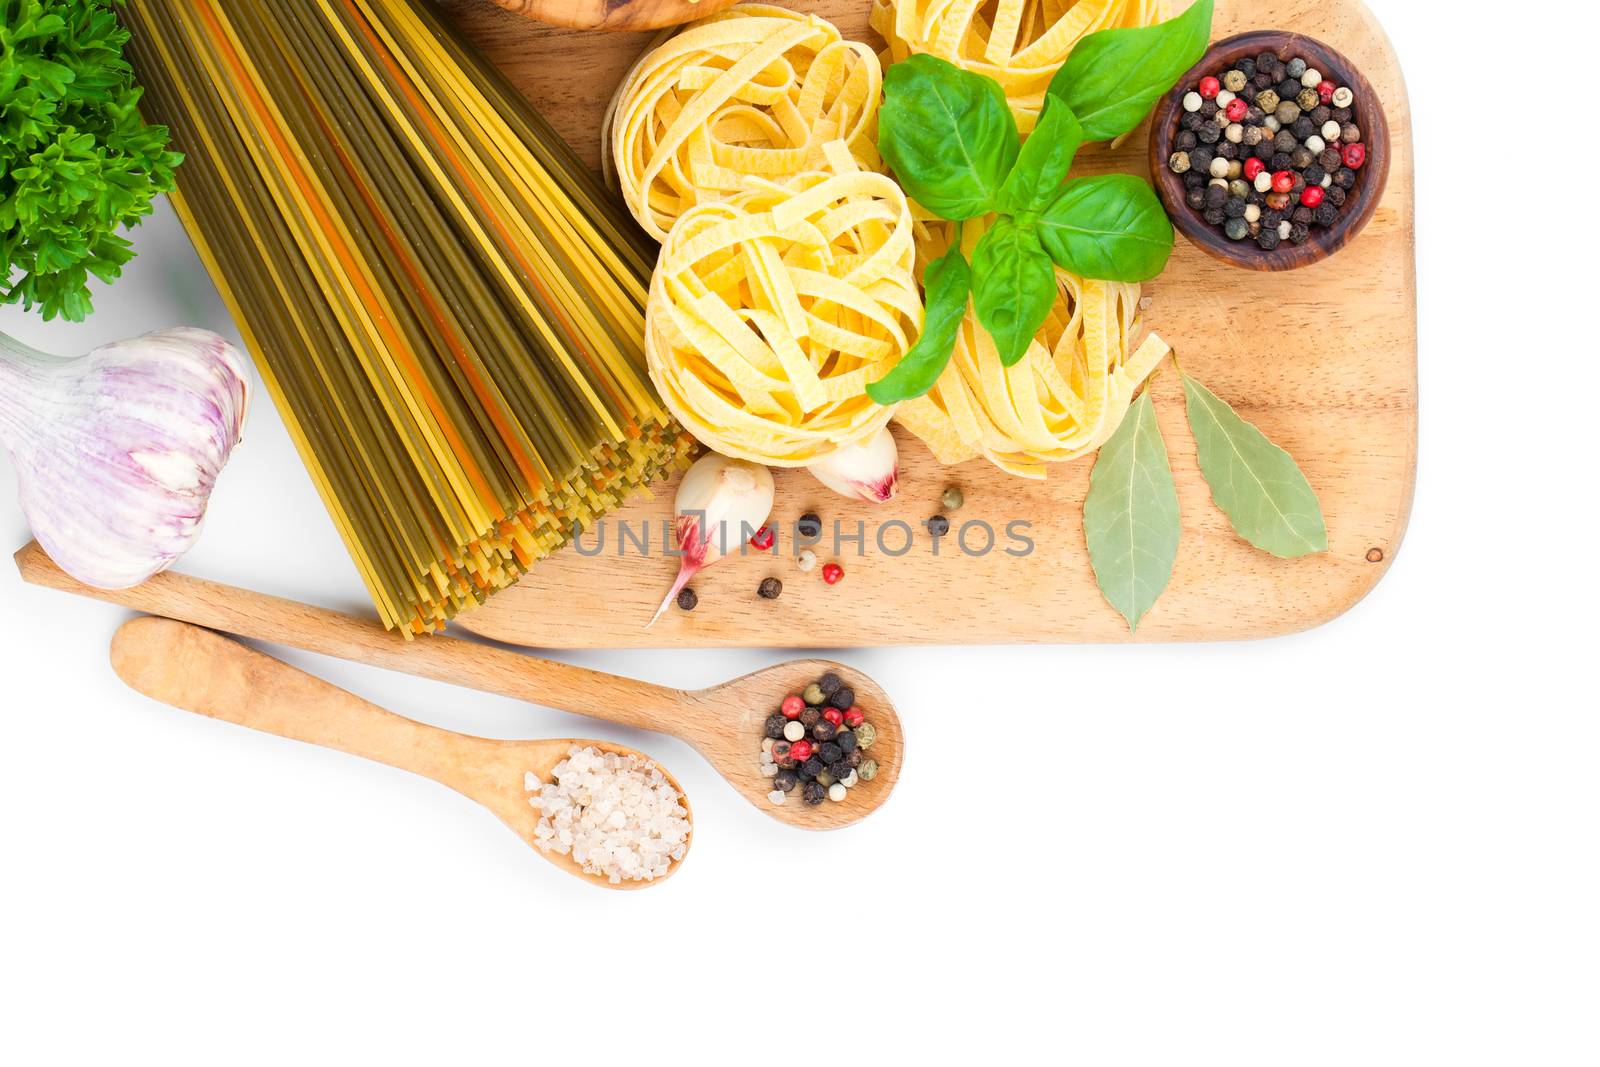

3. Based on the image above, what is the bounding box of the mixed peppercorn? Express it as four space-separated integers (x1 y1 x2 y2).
1168 51 1369 250
760 672 882 806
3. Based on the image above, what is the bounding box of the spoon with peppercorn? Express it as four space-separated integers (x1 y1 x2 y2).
19 542 903 830
109 617 693 890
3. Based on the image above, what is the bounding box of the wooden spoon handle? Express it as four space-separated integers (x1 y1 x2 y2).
16 541 684 734
110 617 505 791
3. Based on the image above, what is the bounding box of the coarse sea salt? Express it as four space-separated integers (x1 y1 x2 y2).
526 746 690 884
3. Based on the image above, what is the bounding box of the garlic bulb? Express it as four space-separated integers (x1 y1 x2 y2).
0 327 251 589
806 425 900 503
649 452 775 626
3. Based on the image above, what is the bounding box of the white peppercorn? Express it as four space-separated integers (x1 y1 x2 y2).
1225 122 1243 144
1331 86 1354 109
1301 68 1322 88
1244 203 1261 223
1253 170 1273 193
1321 120 1341 141
1209 156 1229 178
1305 134 1325 154
1264 115 1281 133
783 720 805 742
1168 152 1191 174
1215 89 1235 107
1183 91 1202 112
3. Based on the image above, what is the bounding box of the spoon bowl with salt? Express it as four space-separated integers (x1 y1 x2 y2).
109 617 693 890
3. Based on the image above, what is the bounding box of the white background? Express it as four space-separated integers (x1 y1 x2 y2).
2 2 1596 1063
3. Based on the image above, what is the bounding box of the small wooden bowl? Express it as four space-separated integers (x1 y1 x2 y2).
488 0 740 31
1148 30 1390 271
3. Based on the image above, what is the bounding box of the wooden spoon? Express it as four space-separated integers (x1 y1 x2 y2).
110 617 690 890
16 543 902 829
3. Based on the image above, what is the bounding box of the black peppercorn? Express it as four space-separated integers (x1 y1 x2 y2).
1269 152 1293 172
927 515 950 537
1197 122 1220 145
1289 147 1313 170
797 512 822 539
1334 167 1357 190
1319 148 1343 171
1238 57 1257 77
1276 78 1300 99
1289 171 1307 194
1176 130 1198 152
819 741 843 765
1216 141 1238 161
811 718 837 742
1255 50 1277 69
1291 116 1316 141
1289 221 1311 245
1186 187 1206 210
1260 209 1283 229
758 577 782 600
1326 185 1347 208
1253 142 1276 163
1256 228 1281 251
1252 71 1274 91
1189 146 1215 173
818 672 841 695
1331 106 1352 123
830 687 855 710
1223 197 1247 219
1203 206 1226 226
1199 98 1219 118
1313 203 1338 227
827 761 851 781
1273 130 1298 154
799 706 822 729
1179 111 1202 132
802 780 826 805
1310 105 1332 127
1245 105 1266 125
1184 171 1206 191
1239 83 1258 103
1203 183 1228 208
801 757 824 780
1292 206 1313 224
774 769 798 793
845 748 863 769
1304 164 1326 187
764 713 787 740
1246 190 1265 207
777 755 797 771
676 587 697 611
837 730 857 753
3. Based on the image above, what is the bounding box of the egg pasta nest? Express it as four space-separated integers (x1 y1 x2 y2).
607 3 883 242
870 0 1172 133
646 146 921 466
894 220 1170 479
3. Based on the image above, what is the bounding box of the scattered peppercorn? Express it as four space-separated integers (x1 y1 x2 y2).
797 512 822 539
821 562 844 585
928 515 951 537
676 587 698 611
758 577 783 600
750 524 775 552
941 485 964 511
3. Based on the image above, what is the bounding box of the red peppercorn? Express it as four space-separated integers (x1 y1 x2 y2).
781 694 804 719
822 562 844 585
1300 185 1325 208
750 524 775 551
1198 76 1221 99
1271 170 1295 194
1225 98 1248 122
789 740 812 763
1342 142 1367 170
1317 80 1337 103
843 708 864 729
823 707 843 726
1243 158 1265 181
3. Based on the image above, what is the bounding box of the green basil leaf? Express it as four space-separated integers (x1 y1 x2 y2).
1047 0 1214 142
1182 374 1328 558
879 54 1020 221
1035 175 1174 282
1084 389 1181 632
997 95 1084 216
971 217 1058 368
866 246 971 405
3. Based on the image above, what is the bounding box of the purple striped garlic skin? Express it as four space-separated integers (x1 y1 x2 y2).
0 327 251 589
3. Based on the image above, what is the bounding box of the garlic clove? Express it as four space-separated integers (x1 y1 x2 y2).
648 452 775 626
0 327 251 589
806 426 900 503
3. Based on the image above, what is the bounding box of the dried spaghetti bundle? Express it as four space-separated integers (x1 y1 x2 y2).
870 0 1171 133
121 0 691 634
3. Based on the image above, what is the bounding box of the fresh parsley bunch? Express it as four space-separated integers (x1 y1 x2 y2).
1 0 181 322
869 0 1213 404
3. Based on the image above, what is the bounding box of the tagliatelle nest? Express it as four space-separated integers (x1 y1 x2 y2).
606 3 882 242
869 0 1172 133
646 145 920 466
893 220 1170 479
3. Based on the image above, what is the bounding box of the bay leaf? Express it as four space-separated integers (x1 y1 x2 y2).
1182 374 1328 558
1084 389 1181 632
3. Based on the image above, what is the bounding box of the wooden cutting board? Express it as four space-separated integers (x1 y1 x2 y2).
437 0 1416 648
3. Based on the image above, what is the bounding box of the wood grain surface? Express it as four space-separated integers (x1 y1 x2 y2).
438 0 1417 648
484 0 740 31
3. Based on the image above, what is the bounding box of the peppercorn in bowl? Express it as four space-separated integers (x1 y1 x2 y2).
1149 31 1390 271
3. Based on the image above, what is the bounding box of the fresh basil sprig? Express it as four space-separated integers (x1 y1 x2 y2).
871 1 1212 405
1048 0 1215 142
878 54 1019 221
